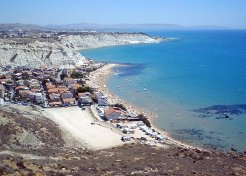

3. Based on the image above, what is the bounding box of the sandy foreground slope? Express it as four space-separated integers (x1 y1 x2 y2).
44 107 123 150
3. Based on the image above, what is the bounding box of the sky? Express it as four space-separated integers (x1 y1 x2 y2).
0 0 246 28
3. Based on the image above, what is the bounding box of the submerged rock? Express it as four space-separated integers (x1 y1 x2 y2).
194 104 246 119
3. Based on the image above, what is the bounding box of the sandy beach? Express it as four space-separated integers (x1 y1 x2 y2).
87 64 157 117
87 63 204 150
44 107 124 150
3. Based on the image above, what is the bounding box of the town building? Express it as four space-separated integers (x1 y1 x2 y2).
96 92 109 106
104 107 122 121
78 92 92 105
62 98 76 106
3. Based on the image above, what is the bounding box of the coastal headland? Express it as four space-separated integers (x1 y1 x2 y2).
0 31 162 67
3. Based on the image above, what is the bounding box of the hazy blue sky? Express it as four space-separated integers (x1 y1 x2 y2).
0 0 246 28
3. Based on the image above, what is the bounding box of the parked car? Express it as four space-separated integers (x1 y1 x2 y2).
140 137 147 141
121 136 131 142
116 123 123 128
22 101 29 106
130 125 138 129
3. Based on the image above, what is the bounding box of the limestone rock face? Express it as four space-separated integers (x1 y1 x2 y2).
0 33 160 67
0 40 85 67
61 33 159 49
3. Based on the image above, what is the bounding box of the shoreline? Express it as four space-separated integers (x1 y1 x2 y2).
87 63 205 151
76 38 165 52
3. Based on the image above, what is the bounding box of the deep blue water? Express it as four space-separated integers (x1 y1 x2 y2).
81 30 246 152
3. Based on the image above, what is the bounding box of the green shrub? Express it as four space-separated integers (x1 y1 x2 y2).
77 86 93 93
113 103 127 111
71 71 84 79
138 113 151 128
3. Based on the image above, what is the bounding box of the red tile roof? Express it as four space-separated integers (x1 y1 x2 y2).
47 84 56 89
105 107 122 116
72 84 82 89
48 88 59 93
19 90 32 97
58 86 69 93
62 98 75 103
49 101 62 105
15 86 26 90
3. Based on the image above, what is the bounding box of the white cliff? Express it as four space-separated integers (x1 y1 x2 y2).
0 33 161 67
61 33 160 49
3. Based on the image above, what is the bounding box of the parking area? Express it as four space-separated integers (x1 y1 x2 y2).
113 121 168 147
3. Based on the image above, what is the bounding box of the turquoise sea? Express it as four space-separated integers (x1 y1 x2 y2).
81 30 246 152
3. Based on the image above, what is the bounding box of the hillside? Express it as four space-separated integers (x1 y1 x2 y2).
0 23 51 32
0 105 246 175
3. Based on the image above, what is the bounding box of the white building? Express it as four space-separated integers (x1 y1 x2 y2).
79 96 92 105
35 93 43 104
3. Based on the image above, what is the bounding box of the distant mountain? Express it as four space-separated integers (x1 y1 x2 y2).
46 23 228 31
0 23 52 31
46 23 106 31
46 23 184 31
185 25 228 30
0 23 228 32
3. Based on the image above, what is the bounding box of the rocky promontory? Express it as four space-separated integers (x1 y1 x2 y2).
0 33 161 67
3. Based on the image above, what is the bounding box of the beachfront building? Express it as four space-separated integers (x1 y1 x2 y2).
96 92 109 106
78 92 92 105
104 107 122 121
